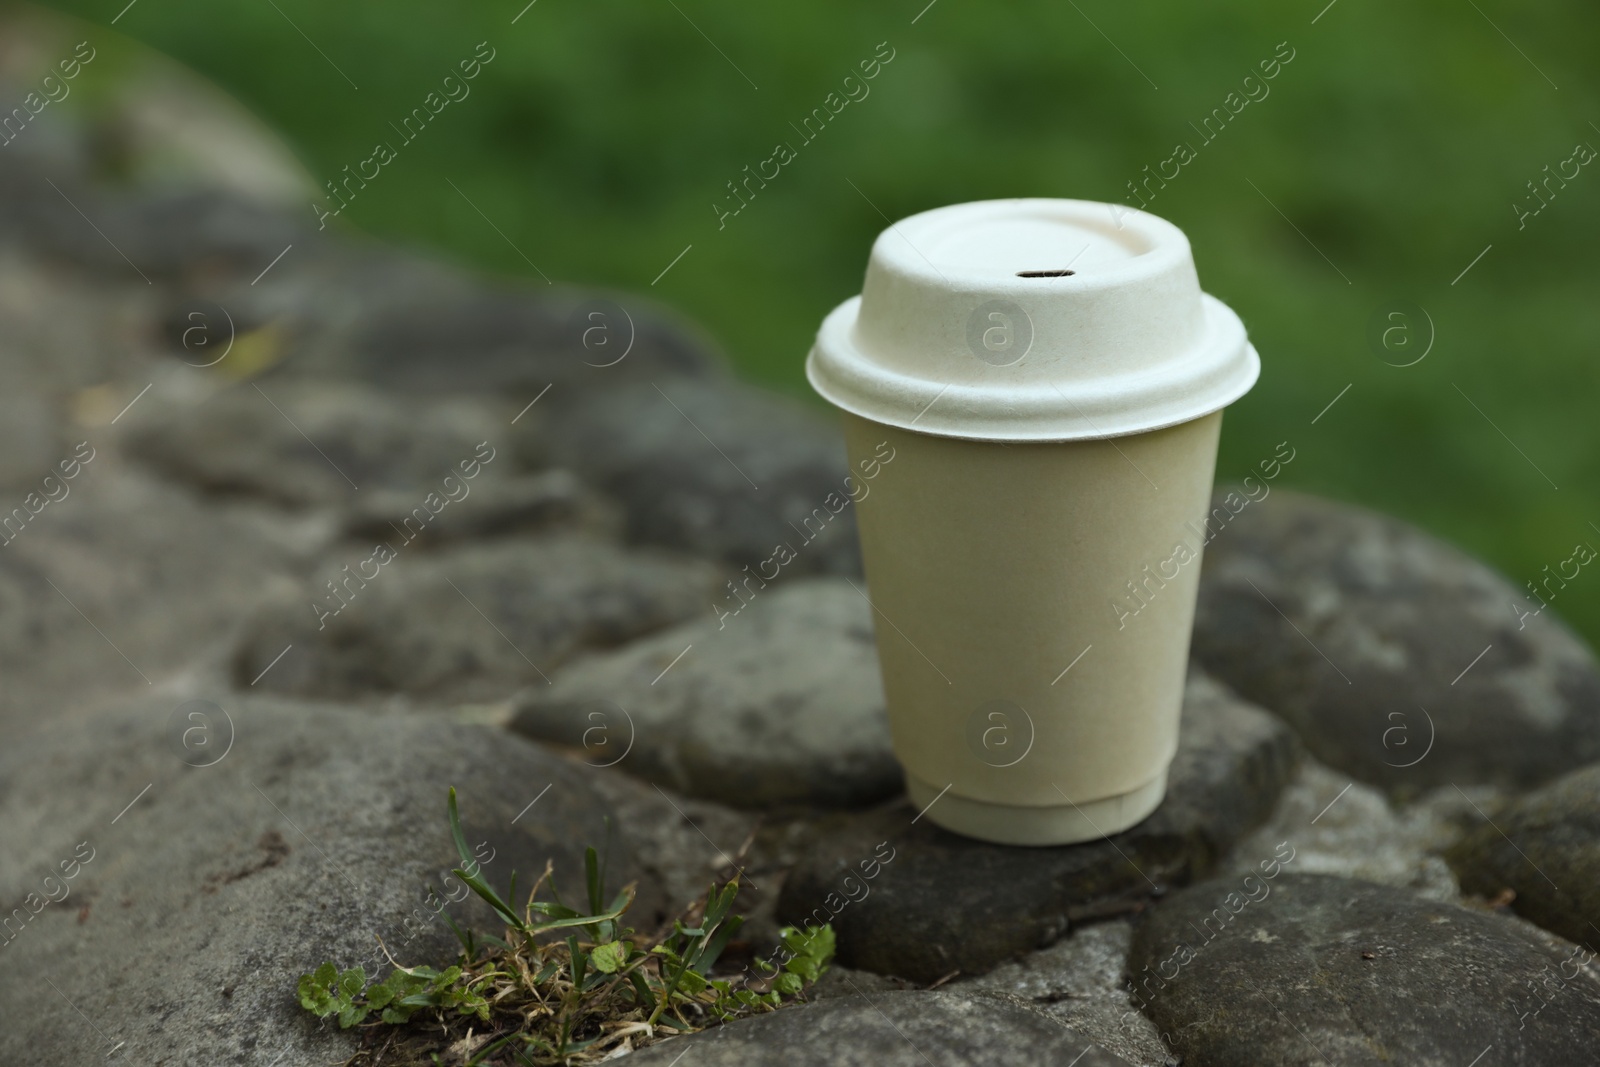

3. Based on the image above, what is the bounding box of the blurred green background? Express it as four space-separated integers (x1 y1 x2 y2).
34 0 1600 645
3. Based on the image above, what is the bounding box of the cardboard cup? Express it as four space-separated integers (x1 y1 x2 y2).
808 199 1259 846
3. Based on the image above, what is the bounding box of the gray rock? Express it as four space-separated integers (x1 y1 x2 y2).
235 537 723 703
347 281 722 395
510 578 899 808
1448 762 1600 947
17 172 313 282
1194 488 1600 791
1221 758 1459 902
0 249 141 401
1127 873 1600 1065
577 769 856 962
123 381 504 508
965 922 1176 1067
0 393 63 489
272 256 724 398
576 768 761 923
529 377 864 575
0 470 299 733
626 989 1132 1066
338 468 615 545
0 695 660 1067
775 672 1298 983
806 964 916 1001
104 187 314 281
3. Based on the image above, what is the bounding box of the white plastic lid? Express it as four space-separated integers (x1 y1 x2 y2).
806 198 1260 441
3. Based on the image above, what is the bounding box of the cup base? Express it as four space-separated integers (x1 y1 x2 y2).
905 772 1169 847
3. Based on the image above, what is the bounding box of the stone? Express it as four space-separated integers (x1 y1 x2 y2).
775 671 1298 983
0 695 660 1066
1448 762 1600 947
5 157 312 283
122 380 504 508
625 989 1133 1066
510 578 899 808
0 251 142 402
528 376 865 575
806 964 916 1001
1220 758 1459 902
576 768 761 924
1194 488 1600 791
235 537 724 703
0 470 300 733
0 392 62 489
1127 873 1600 1065
964 921 1176 1067
288 263 724 396
339 468 614 545
577 769 859 959
104 187 312 281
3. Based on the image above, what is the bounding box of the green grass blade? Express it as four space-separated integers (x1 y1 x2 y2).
446 787 475 872
693 915 744 975
585 846 602 916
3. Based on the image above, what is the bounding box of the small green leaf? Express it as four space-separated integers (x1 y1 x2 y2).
337 968 365 998
297 962 339 1016
590 940 629 974
780 925 836 985
772 972 803 996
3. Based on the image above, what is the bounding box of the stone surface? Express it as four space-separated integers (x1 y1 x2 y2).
626 989 1132 1066
1194 488 1600 791
775 671 1299 983
0 469 300 734
340 467 613 545
236 537 723 703
101 187 312 281
1221 758 1459 902
806 964 916 1001
0 250 145 403
527 376 864 575
1128 873 1600 1065
331 278 725 396
1449 762 1600 947
577 768 762 921
965 921 1176 1067
0 696 660 1067
0 393 63 489
123 381 504 508
510 578 899 808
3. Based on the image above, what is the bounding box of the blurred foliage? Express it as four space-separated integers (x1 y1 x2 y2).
34 0 1600 647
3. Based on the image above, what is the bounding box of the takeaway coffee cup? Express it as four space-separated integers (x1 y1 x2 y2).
807 199 1259 846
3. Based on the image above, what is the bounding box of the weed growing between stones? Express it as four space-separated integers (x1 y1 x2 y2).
296 788 833 1065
